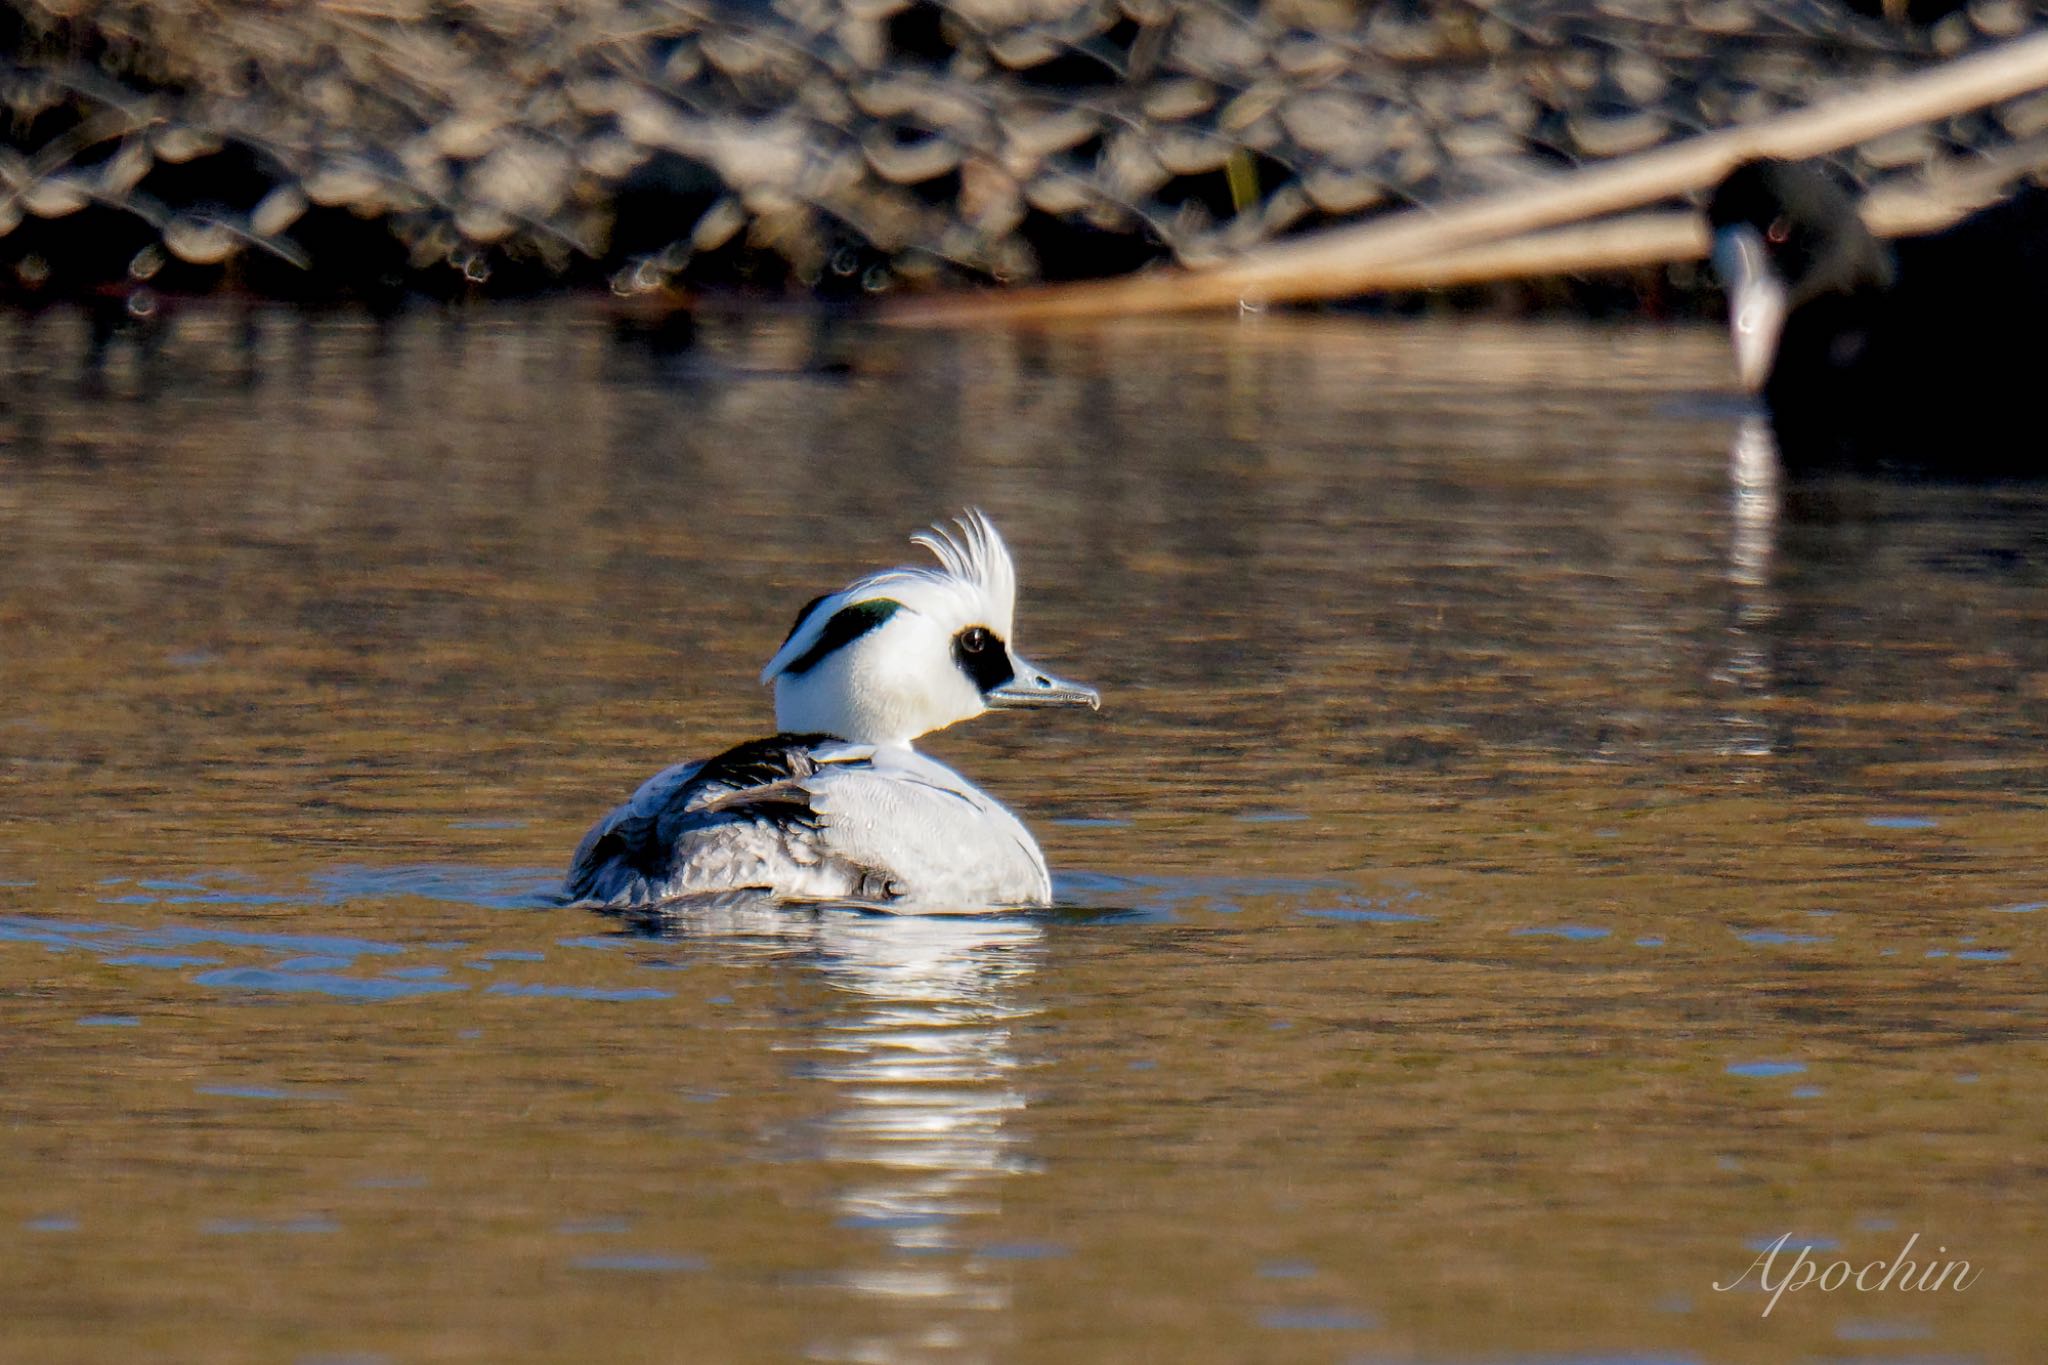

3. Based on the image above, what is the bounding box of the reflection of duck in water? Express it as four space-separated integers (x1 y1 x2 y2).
1706 157 2048 478
803 914 1041 1274
638 904 1044 1333
563 511 1099 914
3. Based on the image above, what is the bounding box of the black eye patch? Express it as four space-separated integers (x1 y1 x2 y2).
782 598 903 675
952 625 1015 692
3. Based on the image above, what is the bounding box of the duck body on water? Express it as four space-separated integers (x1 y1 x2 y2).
562 512 1099 914
1708 157 2048 478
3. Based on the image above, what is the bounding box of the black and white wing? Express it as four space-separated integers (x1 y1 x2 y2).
561 734 897 909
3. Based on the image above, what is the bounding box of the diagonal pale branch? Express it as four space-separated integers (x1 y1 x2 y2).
883 30 2048 325
1262 149 2048 301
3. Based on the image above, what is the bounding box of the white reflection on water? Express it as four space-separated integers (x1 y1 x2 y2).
796 913 1041 1316
668 905 1043 1338
1727 414 1779 592
780 912 1046 1365
1717 415 1781 760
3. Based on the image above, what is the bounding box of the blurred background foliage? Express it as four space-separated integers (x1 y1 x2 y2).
2 0 2045 305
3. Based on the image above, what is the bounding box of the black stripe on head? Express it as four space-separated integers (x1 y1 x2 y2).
952 625 1015 693
782 598 903 676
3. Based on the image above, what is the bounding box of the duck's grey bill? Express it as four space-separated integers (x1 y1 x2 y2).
985 662 1101 710
1711 224 1787 394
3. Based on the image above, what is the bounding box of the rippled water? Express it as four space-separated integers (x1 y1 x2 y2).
3 304 2044 1363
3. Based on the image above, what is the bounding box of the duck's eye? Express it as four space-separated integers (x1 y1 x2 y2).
1766 215 1791 245
951 625 1015 691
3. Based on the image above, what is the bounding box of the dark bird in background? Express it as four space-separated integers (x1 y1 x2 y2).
1706 157 2048 478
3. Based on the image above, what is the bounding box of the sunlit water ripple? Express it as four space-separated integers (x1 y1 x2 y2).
2 303 2044 1363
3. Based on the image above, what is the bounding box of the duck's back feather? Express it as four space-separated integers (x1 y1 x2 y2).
563 734 880 908
562 734 1051 912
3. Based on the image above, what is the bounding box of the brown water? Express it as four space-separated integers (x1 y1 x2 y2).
2 303 2044 1364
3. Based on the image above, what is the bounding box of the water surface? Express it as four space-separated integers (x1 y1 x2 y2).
2 304 2044 1362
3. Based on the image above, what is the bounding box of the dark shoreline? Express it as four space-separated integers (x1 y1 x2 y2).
1 0 2038 312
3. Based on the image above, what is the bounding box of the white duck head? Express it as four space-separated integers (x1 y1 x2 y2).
760 510 1100 747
